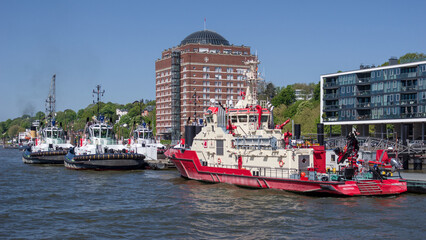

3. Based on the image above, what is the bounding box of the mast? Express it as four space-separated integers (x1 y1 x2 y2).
234 59 261 108
92 85 105 117
45 74 56 125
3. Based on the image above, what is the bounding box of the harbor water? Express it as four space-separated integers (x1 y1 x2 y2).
0 148 425 239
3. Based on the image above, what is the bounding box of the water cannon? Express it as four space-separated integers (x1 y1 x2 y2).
275 119 291 129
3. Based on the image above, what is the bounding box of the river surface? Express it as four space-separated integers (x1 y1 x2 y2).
0 148 425 239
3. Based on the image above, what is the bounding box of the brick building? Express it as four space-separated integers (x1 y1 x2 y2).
155 30 257 141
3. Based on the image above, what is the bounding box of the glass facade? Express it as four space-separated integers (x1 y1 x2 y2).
322 62 426 123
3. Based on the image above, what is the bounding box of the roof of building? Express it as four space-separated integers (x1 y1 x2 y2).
180 30 230 46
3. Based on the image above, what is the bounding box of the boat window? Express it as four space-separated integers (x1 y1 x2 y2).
206 116 213 123
249 115 257 122
216 140 224 156
238 115 247 122
52 130 58 138
134 132 139 139
93 128 100 138
101 128 108 138
261 115 269 123
46 131 51 138
231 116 237 123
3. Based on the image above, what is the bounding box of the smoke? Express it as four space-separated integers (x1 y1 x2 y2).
22 102 35 117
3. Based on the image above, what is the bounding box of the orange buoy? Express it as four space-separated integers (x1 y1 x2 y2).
301 172 306 177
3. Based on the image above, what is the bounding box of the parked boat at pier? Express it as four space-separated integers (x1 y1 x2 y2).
165 60 407 196
22 74 73 164
129 123 172 169
64 85 145 170
23 125 73 164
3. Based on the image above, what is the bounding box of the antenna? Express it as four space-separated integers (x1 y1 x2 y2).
45 74 56 124
204 18 206 30
93 85 105 117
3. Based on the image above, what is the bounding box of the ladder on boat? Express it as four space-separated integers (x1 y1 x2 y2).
357 181 383 195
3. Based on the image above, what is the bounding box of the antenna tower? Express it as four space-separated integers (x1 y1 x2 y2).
92 85 105 116
45 74 56 122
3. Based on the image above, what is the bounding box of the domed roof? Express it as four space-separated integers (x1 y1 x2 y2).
180 30 230 46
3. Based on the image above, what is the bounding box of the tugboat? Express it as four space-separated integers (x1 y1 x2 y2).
165 60 407 196
22 74 73 164
64 85 145 170
129 122 172 169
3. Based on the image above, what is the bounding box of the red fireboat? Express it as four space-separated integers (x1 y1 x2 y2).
166 60 406 196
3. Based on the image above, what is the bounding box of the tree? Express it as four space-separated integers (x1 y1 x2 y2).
313 81 321 101
265 82 277 99
35 111 45 120
399 52 426 63
271 85 296 106
8 125 23 138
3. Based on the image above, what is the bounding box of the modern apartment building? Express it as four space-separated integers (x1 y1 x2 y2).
320 59 426 141
155 30 257 141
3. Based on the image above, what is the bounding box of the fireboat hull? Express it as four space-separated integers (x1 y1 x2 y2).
22 149 68 164
166 149 407 196
64 152 146 170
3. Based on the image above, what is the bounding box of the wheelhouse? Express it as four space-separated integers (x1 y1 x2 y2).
43 127 64 139
89 123 114 139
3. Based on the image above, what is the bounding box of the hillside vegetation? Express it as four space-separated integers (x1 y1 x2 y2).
1 100 156 141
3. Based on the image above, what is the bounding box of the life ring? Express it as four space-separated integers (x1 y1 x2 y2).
218 158 222 165
279 160 284 167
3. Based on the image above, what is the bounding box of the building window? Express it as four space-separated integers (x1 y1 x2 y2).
215 67 222 72
203 74 209 79
203 66 210 72
227 68 233 73
215 74 222 80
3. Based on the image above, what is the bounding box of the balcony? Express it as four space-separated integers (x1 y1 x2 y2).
356 102 371 108
399 72 418 79
324 105 340 111
400 113 425 118
324 82 338 88
357 114 371 120
356 90 371 96
324 93 339 99
401 86 417 92
356 77 371 85
324 117 338 122
400 99 417 105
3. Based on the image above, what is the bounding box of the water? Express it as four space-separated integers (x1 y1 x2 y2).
0 148 425 240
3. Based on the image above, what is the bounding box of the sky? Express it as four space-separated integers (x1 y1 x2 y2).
1 0 425 121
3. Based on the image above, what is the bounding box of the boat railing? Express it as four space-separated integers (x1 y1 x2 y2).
205 162 298 179
244 166 299 179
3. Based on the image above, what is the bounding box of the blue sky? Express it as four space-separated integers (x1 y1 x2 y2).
1 0 425 121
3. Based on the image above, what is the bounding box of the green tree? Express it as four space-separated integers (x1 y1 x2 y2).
313 81 321 101
8 125 24 138
35 111 45 120
271 85 296 106
100 102 116 118
399 52 426 63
